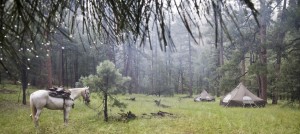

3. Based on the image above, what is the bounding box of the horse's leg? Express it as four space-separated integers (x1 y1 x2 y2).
64 107 71 125
63 108 66 124
34 109 42 127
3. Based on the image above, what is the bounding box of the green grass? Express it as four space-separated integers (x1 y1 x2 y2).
1 84 300 134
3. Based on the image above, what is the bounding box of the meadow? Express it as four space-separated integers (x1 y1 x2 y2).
1 84 300 134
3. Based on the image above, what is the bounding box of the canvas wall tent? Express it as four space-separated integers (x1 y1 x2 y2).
194 90 215 102
220 83 266 107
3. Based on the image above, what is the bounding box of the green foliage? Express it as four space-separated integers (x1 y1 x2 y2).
80 75 102 92
248 62 268 76
219 50 243 94
279 49 300 101
80 60 131 93
80 60 131 117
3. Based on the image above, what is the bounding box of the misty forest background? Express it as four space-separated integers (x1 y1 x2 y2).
0 0 300 106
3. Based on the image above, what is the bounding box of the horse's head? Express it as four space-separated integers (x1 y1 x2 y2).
81 87 90 104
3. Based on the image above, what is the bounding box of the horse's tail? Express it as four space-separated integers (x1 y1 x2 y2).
30 97 36 121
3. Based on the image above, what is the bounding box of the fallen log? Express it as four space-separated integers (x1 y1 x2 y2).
118 111 136 122
154 99 170 108
150 110 174 117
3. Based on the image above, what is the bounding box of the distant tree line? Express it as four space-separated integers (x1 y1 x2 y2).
1 0 299 106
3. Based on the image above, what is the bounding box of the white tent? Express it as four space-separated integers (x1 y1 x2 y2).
194 90 215 102
220 83 266 107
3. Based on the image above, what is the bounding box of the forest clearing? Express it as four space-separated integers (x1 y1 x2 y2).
1 0 300 134
1 84 299 134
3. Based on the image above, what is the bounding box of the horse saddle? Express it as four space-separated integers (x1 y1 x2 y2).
48 87 71 99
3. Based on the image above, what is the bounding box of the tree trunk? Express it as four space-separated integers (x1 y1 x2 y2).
178 43 183 94
0 0 3 85
219 18 224 66
65 52 68 87
61 48 65 86
151 44 154 94
188 36 193 97
216 1 224 96
272 0 287 104
241 54 246 83
21 48 27 105
92 57 96 75
258 0 268 101
178 63 183 94
46 51 52 88
57 50 62 86
107 42 115 63
125 45 132 94
155 42 158 94
104 76 109 122
103 91 108 122
74 46 79 84
167 49 172 88
134 46 139 93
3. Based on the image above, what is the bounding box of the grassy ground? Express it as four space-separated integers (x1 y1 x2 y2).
1 84 300 134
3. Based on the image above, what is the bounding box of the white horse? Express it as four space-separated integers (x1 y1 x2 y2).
29 87 90 127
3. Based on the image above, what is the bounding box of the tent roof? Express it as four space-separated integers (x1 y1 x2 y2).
196 90 215 100
222 83 264 104
233 83 263 101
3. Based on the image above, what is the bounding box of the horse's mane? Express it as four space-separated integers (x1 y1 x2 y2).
69 87 89 91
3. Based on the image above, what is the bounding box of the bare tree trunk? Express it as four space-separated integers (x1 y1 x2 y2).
92 57 96 75
107 42 115 64
21 46 27 105
188 36 193 97
178 70 183 94
112 45 115 64
0 0 3 85
238 0 246 85
74 46 79 83
219 24 224 66
178 43 183 94
151 44 154 94
131 45 138 93
214 0 223 96
254 53 261 96
57 51 62 86
61 48 65 86
167 49 172 88
154 43 158 95
46 51 52 88
125 45 132 94
241 54 246 83
258 0 268 101
45 32 52 88
134 46 140 93
65 52 68 87
104 77 109 122
104 91 108 122
273 0 287 104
